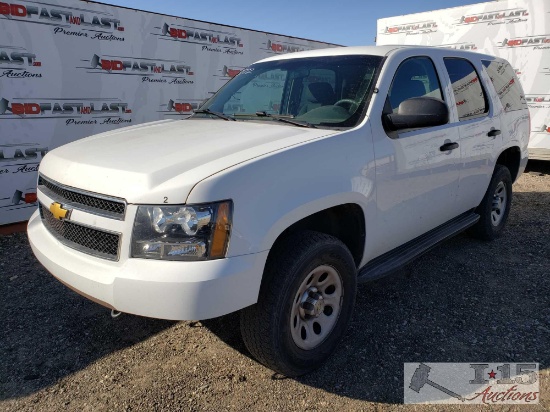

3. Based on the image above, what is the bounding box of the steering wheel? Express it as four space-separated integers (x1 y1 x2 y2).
334 99 359 113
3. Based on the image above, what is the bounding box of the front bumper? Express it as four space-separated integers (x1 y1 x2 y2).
28 210 267 320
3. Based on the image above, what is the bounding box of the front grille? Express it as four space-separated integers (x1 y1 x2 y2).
40 203 121 261
38 175 126 220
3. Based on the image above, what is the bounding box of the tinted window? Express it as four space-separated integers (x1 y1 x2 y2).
443 58 488 120
388 57 443 113
482 60 527 112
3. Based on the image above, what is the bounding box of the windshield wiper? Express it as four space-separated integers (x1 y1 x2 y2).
254 111 317 128
193 108 235 121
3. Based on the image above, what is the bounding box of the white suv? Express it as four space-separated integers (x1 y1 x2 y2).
28 46 529 376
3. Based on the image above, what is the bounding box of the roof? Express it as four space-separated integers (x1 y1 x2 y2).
255 45 500 63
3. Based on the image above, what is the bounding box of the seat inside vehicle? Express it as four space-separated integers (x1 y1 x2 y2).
299 82 336 115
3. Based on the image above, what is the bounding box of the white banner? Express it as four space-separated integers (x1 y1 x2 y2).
0 0 337 225
376 0 550 158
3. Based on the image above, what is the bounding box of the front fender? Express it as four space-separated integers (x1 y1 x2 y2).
186 125 377 259
258 191 370 253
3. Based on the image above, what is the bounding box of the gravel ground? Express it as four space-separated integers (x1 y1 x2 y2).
1 161 549 411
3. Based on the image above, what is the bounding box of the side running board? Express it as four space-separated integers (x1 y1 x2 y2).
357 211 479 283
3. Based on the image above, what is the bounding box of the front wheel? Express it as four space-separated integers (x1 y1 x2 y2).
240 231 357 377
468 164 513 240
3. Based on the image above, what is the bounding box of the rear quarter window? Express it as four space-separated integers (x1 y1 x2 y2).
482 60 527 112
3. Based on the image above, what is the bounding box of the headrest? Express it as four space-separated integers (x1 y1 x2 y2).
308 82 336 105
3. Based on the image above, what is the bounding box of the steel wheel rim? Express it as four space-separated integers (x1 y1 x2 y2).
491 181 507 226
290 265 343 350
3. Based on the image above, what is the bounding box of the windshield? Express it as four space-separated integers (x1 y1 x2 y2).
200 55 384 128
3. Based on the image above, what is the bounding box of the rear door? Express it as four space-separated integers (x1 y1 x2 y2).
481 59 530 162
441 57 501 212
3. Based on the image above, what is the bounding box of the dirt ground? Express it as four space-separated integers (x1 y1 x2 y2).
1 161 549 411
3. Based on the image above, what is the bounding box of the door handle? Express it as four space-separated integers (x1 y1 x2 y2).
487 129 501 137
440 142 459 151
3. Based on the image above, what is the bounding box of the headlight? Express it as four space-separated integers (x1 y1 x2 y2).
131 201 232 261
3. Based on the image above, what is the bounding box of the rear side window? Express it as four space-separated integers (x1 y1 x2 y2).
482 60 527 112
444 58 488 121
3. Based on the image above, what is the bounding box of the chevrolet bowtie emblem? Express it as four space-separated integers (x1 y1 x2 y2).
50 202 71 220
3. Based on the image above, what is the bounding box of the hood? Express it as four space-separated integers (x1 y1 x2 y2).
39 119 337 204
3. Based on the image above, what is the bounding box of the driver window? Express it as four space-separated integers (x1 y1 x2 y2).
388 57 443 113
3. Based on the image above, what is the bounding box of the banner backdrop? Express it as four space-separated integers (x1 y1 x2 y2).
0 0 338 225
376 0 550 159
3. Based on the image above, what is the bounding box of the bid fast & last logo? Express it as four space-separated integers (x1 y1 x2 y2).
0 143 48 176
525 95 550 108
457 8 529 25
158 99 204 117
264 39 311 54
0 1 125 41
0 97 132 126
437 42 477 51
221 65 241 78
81 54 195 85
0 45 42 79
499 35 550 50
0 144 47 163
383 20 437 36
158 23 243 54
534 122 550 134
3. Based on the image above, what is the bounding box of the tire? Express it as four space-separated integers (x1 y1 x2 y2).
468 164 513 241
240 231 357 377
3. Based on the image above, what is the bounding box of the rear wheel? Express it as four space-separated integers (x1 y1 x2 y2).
240 231 357 377
468 164 512 240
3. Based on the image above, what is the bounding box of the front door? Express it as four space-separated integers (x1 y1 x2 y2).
368 55 461 259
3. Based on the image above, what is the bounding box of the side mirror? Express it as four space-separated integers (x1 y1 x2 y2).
384 97 449 131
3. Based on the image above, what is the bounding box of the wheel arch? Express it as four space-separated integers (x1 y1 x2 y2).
496 146 521 183
264 202 366 269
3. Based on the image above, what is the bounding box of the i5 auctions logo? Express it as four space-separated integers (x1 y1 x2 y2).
458 8 529 25
405 363 539 405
